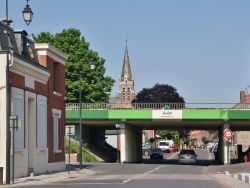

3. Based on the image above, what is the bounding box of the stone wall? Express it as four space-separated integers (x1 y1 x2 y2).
236 131 250 151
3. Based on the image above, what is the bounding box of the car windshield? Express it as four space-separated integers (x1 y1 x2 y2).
152 148 162 152
159 142 169 146
180 150 195 155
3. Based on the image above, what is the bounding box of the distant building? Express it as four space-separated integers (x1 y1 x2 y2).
190 130 209 146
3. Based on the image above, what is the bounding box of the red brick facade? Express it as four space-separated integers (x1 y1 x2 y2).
38 55 66 163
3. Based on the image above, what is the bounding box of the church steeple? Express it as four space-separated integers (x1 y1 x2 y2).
117 40 135 106
120 44 133 81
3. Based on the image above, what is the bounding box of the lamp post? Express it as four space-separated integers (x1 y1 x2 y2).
79 61 95 169
22 0 33 25
115 124 120 163
2 0 33 26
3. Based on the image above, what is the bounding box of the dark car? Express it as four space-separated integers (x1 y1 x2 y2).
150 148 164 159
178 149 197 164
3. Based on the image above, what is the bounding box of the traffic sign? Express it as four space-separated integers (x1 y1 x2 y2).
224 129 232 140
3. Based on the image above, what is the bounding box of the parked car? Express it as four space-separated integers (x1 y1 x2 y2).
157 141 170 153
142 143 151 156
178 149 197 164
150 148 164 159
170 144 179 152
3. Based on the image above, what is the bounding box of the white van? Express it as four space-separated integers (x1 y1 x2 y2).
157 141 170 153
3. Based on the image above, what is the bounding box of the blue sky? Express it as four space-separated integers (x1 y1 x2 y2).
2 0 250 103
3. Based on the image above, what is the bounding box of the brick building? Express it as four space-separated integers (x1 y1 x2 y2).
233 90 250 152
0 21 67 184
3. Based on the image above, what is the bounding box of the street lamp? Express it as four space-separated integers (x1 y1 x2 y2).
79 61 96 169
115 123 120 163
22 0 33 25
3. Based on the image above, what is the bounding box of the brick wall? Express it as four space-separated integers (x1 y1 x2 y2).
42 55 65 163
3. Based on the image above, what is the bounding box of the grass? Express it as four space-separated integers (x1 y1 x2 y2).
65 138 98 163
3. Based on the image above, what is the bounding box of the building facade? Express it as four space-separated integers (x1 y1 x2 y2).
233 90 250 152
0 21 67 183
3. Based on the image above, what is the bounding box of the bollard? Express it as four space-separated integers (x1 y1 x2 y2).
243 155 248 163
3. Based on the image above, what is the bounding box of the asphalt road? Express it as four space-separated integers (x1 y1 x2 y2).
12 149 236 188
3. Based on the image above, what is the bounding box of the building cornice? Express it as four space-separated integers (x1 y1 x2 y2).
35 43 68 65
10 56 50 84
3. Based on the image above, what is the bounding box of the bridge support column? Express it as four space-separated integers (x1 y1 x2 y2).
221 123 231 165
119 123 142 163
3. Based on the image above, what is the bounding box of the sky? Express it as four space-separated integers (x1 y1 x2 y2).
2 0 250 103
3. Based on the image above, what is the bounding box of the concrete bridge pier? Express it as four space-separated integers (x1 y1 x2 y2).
119 123 142 163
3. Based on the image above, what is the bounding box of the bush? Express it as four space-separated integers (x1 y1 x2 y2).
65 137 98 162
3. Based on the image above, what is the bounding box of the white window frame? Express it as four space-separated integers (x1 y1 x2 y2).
52 108 61 153
37 98 47 149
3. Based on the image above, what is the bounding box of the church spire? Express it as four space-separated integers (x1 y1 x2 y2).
121 40 133 81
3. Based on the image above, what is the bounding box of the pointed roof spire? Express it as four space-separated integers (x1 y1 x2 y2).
121 38 133 81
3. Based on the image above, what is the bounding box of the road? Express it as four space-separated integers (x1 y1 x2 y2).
11 149 233 188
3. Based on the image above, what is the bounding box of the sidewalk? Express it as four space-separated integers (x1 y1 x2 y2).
206 162 250 188
3 164 95 187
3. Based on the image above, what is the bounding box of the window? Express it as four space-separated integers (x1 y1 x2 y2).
52 109 61 152
27 44 34 59
13 94 23 149
127 88 130 93
122 87 125 92
38 101 47 148
7 33 13 49
53 114 59 151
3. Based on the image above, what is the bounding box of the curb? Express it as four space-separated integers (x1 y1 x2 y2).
223 171 250 184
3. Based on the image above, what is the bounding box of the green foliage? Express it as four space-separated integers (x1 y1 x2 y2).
82 150 99 163
156 130 177 140
202 136 207 142
32 28 115 103
65 137 98 162
133 83 185 103
65 138 79 153
149 137 155 143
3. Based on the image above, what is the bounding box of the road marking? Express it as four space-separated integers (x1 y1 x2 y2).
167 152 178 159
123 179 131 183
144 170 155 174
145 165 166 174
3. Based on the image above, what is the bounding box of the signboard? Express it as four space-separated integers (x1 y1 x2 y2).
10 115 21 129
153 110 182 119
66 125 75 135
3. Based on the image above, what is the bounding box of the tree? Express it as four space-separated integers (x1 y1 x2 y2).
133 83 187 140
133 83 185 103
32 28 115 103
156 130 177 140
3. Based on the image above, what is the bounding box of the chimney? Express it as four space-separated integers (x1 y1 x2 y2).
240 91 245 102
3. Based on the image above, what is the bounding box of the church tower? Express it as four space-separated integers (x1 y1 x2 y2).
117 43 135 108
